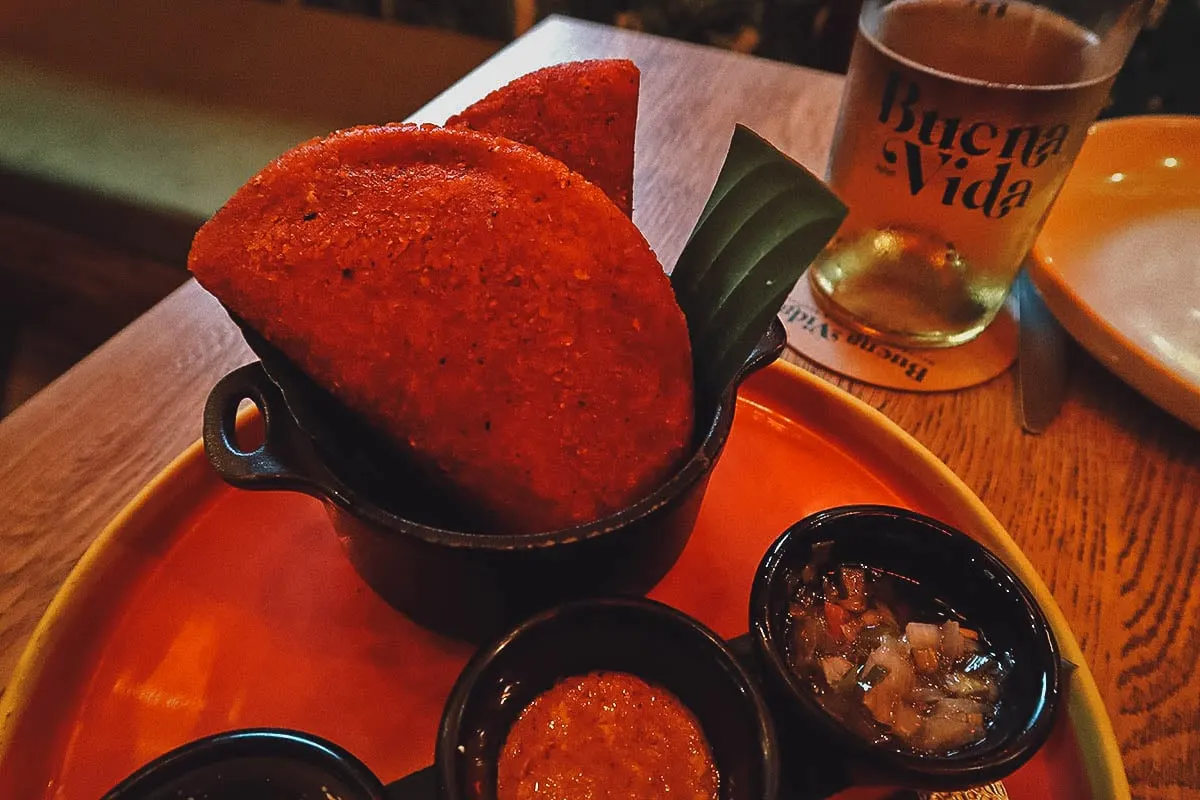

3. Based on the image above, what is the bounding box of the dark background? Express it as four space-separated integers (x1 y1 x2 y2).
1 0 1194 416
304 0 1200 117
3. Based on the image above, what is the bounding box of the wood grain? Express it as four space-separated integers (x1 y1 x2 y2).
0 281 252 674
0 212 182 341
0 16 1197 798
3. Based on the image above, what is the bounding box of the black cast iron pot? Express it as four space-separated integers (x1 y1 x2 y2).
202 317 785 642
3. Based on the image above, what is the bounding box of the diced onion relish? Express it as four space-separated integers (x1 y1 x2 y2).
786 565 1008 754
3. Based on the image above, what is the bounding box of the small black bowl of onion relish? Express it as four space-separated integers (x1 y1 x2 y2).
749 505 1061 793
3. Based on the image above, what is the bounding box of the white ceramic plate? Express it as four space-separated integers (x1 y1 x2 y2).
1031 115 1200 431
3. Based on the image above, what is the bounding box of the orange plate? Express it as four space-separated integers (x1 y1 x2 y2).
0 362 1125 798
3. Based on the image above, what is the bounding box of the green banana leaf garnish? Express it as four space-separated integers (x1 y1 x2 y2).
671 124 848 398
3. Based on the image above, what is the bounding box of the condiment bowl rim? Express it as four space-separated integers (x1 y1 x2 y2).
749 504 1061 779
101 727 385 800
435 595 781 799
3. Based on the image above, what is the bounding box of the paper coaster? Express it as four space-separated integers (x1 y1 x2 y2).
780 278 1017 392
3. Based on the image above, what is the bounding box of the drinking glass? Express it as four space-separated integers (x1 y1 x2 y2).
809 0 1152 347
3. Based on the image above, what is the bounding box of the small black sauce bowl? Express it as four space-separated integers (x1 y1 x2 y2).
101 728 385 800
202 316 784 642
749 505 1061 793
436 597 779 800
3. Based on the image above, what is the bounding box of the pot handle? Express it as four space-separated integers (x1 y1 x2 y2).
202 361 333 497
739 316 787 384
384 765 437 800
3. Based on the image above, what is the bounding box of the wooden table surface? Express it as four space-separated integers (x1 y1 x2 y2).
1 16 1197 799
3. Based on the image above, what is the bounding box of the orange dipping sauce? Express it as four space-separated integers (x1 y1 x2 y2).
497 671 719 800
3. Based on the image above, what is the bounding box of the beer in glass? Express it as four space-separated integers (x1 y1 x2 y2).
809 0 1149 346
